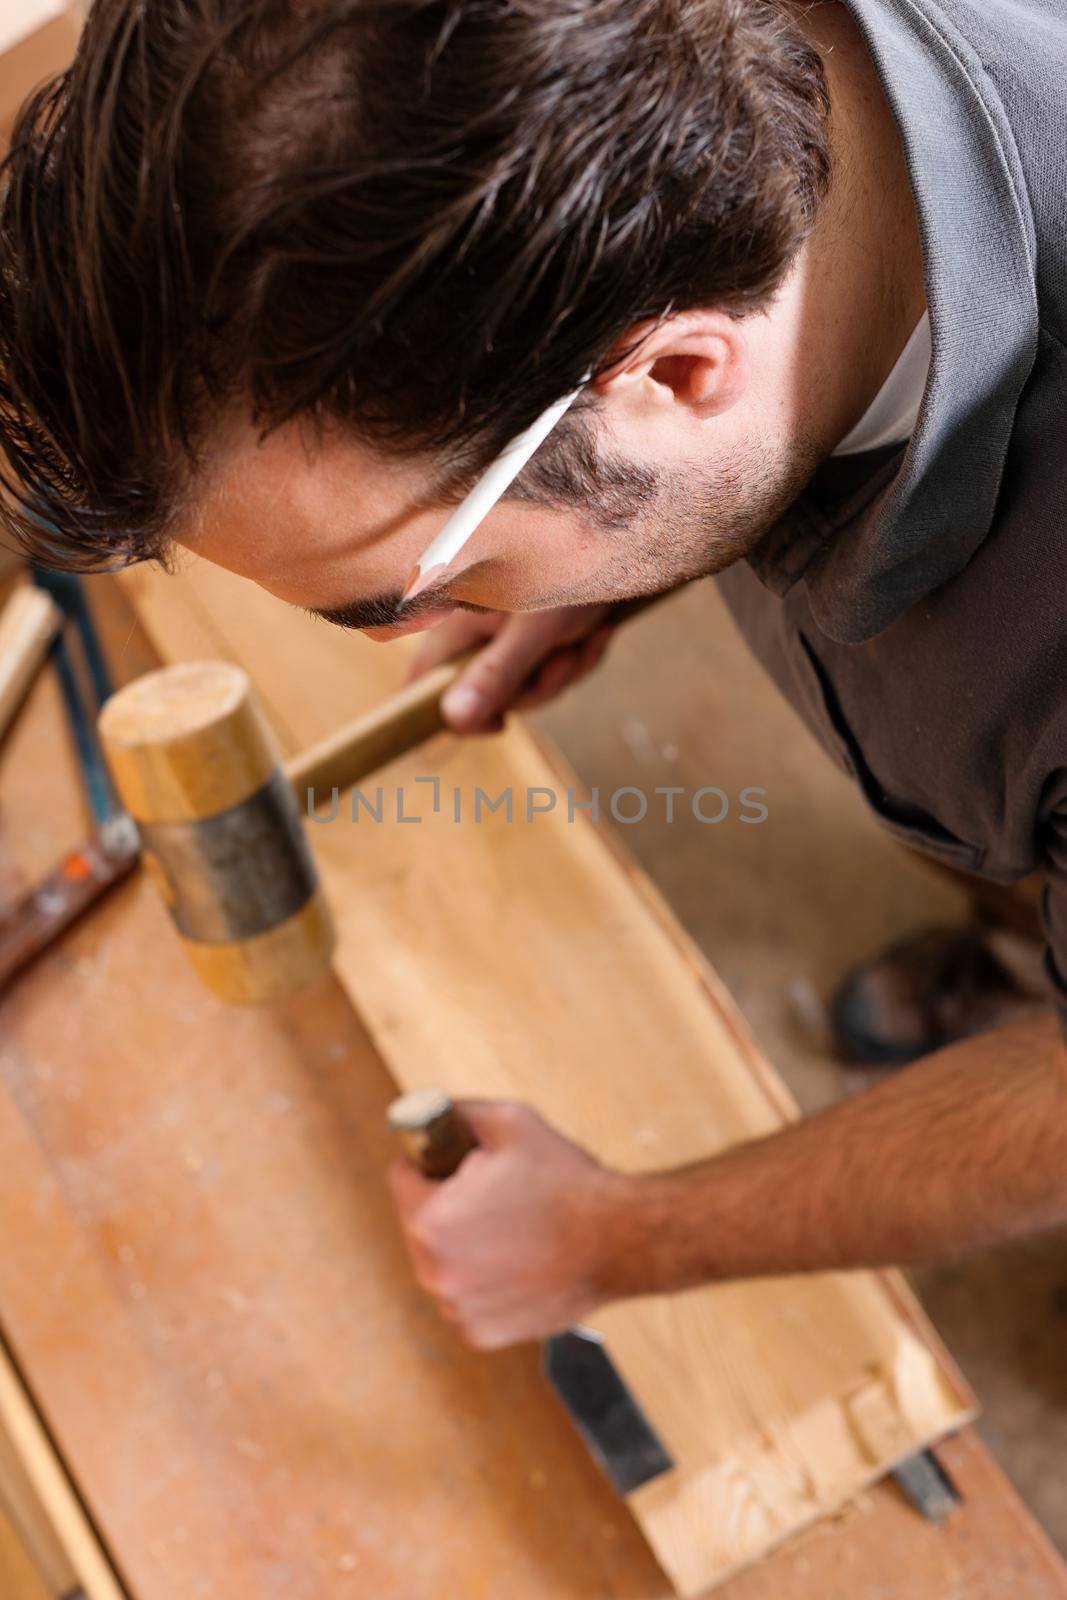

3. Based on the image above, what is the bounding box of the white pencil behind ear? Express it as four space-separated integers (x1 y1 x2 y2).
398 380 588 608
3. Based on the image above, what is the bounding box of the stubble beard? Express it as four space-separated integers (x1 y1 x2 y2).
517 426 825 610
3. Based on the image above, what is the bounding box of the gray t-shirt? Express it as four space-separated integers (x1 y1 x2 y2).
715 0 1067 1034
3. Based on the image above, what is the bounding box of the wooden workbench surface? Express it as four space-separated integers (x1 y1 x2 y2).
0 573 1065 1599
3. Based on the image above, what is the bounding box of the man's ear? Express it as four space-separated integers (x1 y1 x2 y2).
594 311 750 419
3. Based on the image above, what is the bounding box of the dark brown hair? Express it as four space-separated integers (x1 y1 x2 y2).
0 0 830 570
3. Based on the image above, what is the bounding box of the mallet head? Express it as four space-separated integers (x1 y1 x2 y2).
98 660 335 1004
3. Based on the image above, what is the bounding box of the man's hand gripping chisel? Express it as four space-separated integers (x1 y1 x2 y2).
387 1086 675 1497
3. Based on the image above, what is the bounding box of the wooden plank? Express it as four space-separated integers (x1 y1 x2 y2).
116 560 974 1593
0 875 1050 1600
0 572 1061 1600
0 882 676 1600
0 1336 124 1600
0 1498 52 1600
0 1413 80 1597
0 6 81 148
0 585 62 745
720 1428 1067 1600
0 0 70 61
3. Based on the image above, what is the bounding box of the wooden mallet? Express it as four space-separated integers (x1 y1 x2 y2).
98 596 664 1004
97 650 477 1003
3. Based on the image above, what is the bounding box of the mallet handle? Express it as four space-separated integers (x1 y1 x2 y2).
285 650 477 804
285 592 667 804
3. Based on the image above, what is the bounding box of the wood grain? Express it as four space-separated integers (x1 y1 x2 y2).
0 571 1061 1599
0 1418 75 1600
0 883 675 1600
717 1426 1067 1600
115 557 974 1593
0 1334 125 1600
0 1499 52 1600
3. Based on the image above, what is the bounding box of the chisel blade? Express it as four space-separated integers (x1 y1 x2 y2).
543 1326 674 1496
892 1448 961 1522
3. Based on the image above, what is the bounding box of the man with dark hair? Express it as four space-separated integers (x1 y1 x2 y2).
2 0 1066 1350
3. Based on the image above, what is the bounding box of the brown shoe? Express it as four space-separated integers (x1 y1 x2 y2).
830 925 1045 1067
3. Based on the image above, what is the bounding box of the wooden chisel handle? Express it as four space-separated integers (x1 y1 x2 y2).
387 1088 477 1180
387 1082 677 1498
286 590 667 802
0 824 140 993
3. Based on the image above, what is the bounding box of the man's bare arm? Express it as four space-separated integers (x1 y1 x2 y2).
388 1013 1067 1348
614 1011 1067 1297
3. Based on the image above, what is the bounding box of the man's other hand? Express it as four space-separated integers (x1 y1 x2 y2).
387 1099 631 1348
408 604 617 734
